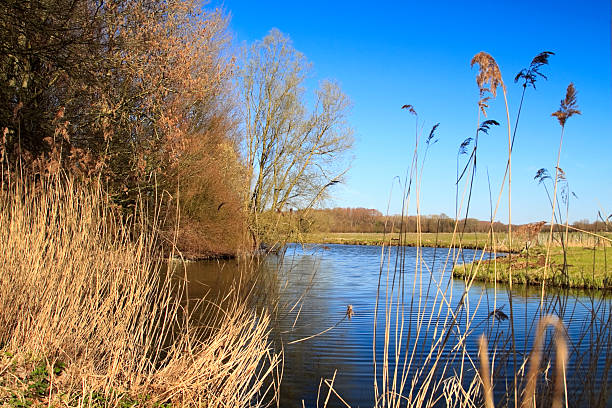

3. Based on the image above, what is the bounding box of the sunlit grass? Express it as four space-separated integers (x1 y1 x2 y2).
301 231 610 251
301 231 510 249
454 245 611 288
0 173 280 407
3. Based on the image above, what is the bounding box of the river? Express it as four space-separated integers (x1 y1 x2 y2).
180 243 611 407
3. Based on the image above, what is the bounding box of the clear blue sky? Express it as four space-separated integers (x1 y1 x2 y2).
214 0 611 224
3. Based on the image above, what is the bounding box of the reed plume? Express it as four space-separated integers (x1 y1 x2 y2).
426 123 440 145
471 50 520 406
515 51 555 89
510 51 554 194
542 83 581 311
552 83 581 127
401 104 417 115
479 317 568 408
471 51 504 98
458 137 473 155
478 119 500 134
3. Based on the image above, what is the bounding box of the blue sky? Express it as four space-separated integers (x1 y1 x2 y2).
214 0 611 224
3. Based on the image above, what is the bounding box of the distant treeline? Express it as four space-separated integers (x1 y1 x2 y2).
571 219 611 232
299 208 610 234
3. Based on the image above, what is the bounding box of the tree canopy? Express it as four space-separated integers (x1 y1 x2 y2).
1 6 356 255
239 29 354 244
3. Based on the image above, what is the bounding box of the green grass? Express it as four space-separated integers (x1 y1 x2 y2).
453 245 612 289
301 232 518 252
301 232 612 289
0 357 164 408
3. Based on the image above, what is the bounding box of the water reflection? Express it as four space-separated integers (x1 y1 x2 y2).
179 244 612 408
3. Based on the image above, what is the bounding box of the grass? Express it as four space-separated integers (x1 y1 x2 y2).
0 173 280 407
301 231 611 250
301 232 612 289
454 244 612 289
301 231 515 251
1 47 609 408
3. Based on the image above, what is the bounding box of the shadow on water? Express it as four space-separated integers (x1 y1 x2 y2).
177 244 611 408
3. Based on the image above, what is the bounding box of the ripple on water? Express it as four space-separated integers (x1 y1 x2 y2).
184 243 612 408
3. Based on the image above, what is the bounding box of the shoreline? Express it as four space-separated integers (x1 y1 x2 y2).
298 232 610 290
298 232 521 253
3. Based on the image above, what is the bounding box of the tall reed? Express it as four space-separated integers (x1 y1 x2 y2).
297 50 609 408
363 52 602 408
0 172 280 407
542 83 581 306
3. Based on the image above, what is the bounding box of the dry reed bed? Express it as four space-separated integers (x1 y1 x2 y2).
0 174 280 407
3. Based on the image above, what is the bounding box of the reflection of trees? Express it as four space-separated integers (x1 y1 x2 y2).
270 248 370 406
177 258 282 316
180 248 356 406
173 247 612 407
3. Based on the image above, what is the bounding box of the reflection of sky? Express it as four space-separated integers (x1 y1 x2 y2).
185 244 612 407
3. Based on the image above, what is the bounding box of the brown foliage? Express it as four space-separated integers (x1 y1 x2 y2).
168 119 247 258
1 0 246 257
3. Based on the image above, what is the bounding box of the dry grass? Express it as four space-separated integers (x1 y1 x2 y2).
0 172 280 407
479 316 568 408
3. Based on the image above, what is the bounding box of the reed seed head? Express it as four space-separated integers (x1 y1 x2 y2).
534 168 551 184
478 91 491 117
515 51 554 89
555 166 566 182
427 123 440 145
552 83 581 127
401 104 417 115
459 137 473 155
471 52 504 97
478 119 500 135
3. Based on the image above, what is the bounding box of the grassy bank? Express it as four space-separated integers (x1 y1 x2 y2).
302 231 612 289
454 245 611 289
0 175 279 407
302 231 611 251
301 231 517 251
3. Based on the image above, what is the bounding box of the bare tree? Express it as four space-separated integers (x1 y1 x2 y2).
240 29 354 238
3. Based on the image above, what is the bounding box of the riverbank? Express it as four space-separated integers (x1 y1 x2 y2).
301 232 611 289
453 246 611 289
301 232 521 252
0 175 279 407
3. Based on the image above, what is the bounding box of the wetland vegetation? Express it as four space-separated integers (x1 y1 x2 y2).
0 0 610 407
300 231 612 289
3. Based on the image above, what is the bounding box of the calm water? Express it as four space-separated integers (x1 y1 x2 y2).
182 244 611 407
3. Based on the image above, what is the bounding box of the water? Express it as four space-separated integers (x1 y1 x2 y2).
181 243 612 407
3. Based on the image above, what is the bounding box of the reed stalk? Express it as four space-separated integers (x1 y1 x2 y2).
0 171 280 407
